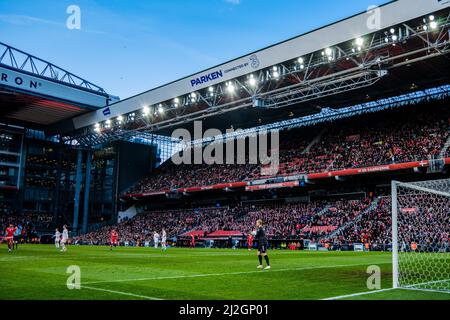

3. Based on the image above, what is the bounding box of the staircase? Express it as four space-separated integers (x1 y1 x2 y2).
439 128 450 158
322 197 381 240
302 128 327 155
315 205 332 217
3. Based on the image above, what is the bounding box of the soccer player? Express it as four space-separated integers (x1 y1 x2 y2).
247 233 254 251
110 229 118 251
254 220 271 270
54 228 61 249
153 231 160 249
161 228 167 252
5 224 17 253
190 234 196 248
13 225 22 250
60 225 69 252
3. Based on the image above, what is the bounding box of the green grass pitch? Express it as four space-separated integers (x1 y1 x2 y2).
0 245 449 300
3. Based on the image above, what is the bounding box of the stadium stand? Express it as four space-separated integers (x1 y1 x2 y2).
127 102 450 194
78 198 377 245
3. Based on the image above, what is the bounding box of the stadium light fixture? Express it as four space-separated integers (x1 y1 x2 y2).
390 28 395 34
190 93 197 99
355 37 364 47
272 71 280 79
325 48 333 56
142 106 150 116
298 57 304 64
226 82 236 93
430 21 438 30
248 74 257 87
158 105 164 114
392 35 398 41
429 15 435 21
117 115 123 123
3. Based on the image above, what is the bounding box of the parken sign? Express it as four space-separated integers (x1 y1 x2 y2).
190 70 223 87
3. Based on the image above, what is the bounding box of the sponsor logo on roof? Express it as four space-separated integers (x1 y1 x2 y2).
102 107 111 116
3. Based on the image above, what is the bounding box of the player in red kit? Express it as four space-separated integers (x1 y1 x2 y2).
110 229 119 251
5 224 17 253
190 234 196 248
247 233 254 251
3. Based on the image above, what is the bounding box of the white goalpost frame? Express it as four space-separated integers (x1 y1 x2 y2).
392 180 399 289
391 179 450 293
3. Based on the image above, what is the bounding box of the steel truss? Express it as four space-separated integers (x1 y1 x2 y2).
63 84 450 149
0 42 107 94
71 11 450 146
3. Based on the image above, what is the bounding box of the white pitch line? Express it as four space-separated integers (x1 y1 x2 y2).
322 288 396 300
81 285 163 300
323 279 450 300
399 287 450 295
82 262 390 285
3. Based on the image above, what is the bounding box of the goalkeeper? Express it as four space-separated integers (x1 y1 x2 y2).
253 219 271 270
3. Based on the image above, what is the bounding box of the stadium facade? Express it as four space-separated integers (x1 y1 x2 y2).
1 0 449 244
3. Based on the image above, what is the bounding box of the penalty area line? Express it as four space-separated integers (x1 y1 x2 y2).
322 288 396 300
80 285 163 300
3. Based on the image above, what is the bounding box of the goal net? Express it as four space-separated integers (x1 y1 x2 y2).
392 179 450 293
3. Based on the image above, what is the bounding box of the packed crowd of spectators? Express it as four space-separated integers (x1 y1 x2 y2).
302 199 373 241
0 207 54 240
78 207 234 245
130 163 256 194
327 198 392 248
325 193 449 251
78 187 450 248
79 199 382 244
126 107 450 194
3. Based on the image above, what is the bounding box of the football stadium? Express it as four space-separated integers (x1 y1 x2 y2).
1 0 450 306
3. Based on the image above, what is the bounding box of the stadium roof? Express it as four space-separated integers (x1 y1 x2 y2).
0 42 119 130
64 0 450 141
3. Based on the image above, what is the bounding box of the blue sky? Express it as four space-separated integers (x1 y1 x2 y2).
0 0 388 98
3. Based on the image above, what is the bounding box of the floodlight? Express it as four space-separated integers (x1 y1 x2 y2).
355 37 364 46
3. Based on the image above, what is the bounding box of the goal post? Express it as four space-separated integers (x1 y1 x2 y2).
392 179 450 293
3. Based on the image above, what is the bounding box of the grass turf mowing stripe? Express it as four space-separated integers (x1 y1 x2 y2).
82 262 391 285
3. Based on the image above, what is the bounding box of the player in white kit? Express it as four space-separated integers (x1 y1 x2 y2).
153 232 160 249
54 228 61 249
60 225 69 252
161 228 167 252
